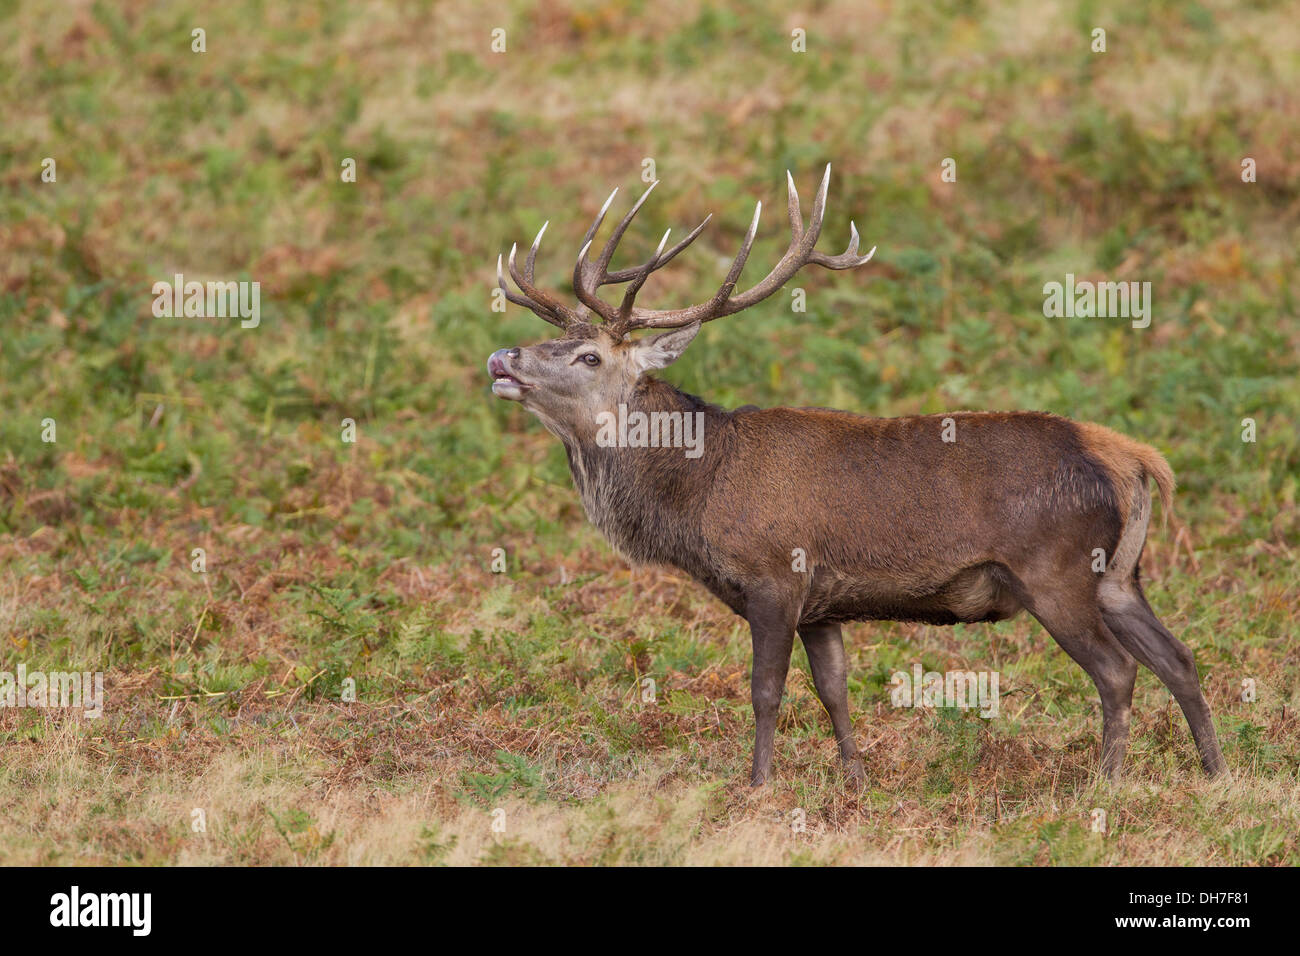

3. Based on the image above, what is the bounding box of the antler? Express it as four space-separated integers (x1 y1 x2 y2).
496 224 578 329
496 165 875 338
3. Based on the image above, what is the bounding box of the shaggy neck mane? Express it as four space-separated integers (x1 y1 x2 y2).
560 377 727 570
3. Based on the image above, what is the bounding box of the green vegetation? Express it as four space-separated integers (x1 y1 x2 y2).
0 0 1296 864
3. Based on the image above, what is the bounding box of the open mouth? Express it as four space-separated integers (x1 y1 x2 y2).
487 353 532 395
490 370 532 397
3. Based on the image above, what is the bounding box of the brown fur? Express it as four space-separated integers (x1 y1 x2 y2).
517 372 1227 784
1074 421 1175 527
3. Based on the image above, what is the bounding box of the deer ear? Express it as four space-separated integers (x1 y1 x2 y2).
628 322 701 373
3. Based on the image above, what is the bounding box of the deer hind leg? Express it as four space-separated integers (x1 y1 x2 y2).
1003 551 1138 777
1024 596 1140 779
797 622 864 781
1098 486 1229 778
1003 541 1138 777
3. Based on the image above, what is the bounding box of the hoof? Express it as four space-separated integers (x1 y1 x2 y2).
844 757 866 784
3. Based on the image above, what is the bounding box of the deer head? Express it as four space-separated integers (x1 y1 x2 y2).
486 166 875 440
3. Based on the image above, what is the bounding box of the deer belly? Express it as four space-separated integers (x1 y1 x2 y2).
801 562 1023 626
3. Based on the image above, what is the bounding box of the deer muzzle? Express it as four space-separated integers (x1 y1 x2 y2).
487 348 531 400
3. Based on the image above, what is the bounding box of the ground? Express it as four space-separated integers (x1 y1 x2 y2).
0 0 1297 864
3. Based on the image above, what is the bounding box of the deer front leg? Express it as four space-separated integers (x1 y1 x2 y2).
745 592 798 786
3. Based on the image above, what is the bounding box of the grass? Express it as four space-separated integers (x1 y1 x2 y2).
0 0 1297 865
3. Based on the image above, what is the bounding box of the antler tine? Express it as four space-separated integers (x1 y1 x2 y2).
572 240 613 321
567 188 619 321
604 228 673 338
579 187 620 250
802 162 832 251
498 252 567 328
524 221 548 281
570 187 620 322
710 201 762 306
595 180 659 277
507 237 577 327
810 220 877 268
603 214 712 283
786 170 804 241
573 182 661 321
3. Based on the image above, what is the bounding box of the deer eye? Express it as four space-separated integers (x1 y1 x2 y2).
580 353 601 367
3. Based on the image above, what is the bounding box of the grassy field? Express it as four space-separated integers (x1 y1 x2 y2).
0 0 1297 865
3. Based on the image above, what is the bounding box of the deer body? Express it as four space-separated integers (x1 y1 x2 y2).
487 168 1228 785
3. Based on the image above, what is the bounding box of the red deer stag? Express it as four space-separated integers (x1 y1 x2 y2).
486 166 1228 785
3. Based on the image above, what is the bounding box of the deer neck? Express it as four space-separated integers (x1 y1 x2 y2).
560 378 724 567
